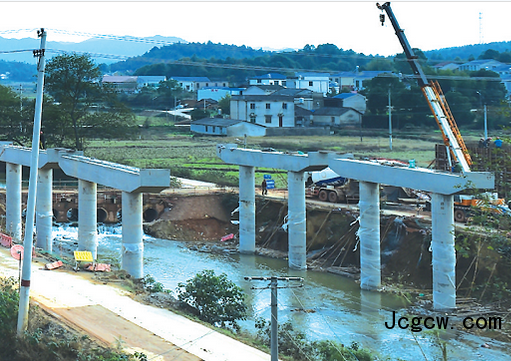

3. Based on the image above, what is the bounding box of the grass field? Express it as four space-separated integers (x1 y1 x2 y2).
83 125 466 188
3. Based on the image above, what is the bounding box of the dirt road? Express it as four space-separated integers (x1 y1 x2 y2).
0 248 271 361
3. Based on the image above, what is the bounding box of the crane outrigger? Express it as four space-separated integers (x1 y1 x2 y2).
377 2 472 173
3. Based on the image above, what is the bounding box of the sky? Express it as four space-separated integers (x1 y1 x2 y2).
1 1 511 57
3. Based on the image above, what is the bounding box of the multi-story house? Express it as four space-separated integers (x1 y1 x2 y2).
230 94 295 127
248 73 287 86
286 72 330 95
170 76 213 92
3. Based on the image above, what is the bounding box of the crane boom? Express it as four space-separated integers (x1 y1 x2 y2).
377 2 472 172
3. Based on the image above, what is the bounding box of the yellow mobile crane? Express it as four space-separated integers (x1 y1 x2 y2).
376 2 472 173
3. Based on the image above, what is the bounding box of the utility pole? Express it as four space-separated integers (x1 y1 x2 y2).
484 104 488 141
388 87 392 150
245 276 303 361
17 28 46 336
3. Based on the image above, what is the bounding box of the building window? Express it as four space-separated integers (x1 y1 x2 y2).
331 117 335 124
309 81 313 86
212 126 216 133
282 103 287 109
266 103 271 109
250 103 255 109
205 126 209 132
257 79 262 83
282 81 286 86
206 83 209 86
250 115 256 123
265 115 272 124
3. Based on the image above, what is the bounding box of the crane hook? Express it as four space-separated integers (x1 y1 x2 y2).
379 13 385 26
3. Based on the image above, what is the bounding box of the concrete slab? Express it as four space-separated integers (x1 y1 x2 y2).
58 154 170 193
217 144 330 172
328 157 494 195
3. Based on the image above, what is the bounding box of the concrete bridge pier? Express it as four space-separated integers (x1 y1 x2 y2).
239 165 255 254
36 168 53 251
78 179 98 259
431 193 456 310
358 181 381 290
5 163 22 242
287 170 307 270
122 191 144 279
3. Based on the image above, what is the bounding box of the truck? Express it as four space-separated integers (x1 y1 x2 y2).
305 168 359 203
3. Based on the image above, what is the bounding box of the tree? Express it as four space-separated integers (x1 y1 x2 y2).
176 270 247 330
217 94 231 115
0 85 30 146
45 53 135 150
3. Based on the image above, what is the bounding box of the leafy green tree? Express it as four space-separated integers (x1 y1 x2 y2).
45 53 135 150
217 94 231 115
190 108 210 121
0 84 31 146
176 270 247 330
155 79 184 109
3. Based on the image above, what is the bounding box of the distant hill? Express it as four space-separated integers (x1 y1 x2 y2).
108 41 269 73
424 41 511 62
0 35 187 64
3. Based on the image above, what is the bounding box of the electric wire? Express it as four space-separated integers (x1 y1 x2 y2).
0 28 507 84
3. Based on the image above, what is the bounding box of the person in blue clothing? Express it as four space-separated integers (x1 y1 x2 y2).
494 137 503 148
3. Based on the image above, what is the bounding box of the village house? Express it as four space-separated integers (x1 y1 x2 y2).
190 118 266 137
230 94 295 127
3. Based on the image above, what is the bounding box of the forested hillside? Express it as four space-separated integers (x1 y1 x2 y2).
115 43 383 83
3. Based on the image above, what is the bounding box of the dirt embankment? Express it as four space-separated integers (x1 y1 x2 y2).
146 193 511 311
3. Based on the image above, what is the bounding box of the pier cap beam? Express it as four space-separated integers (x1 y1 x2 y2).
328 157 494 195
58 154 170 193
0 146 79 169
217 144 339 172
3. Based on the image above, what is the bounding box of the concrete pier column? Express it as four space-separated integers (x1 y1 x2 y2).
78 179 98 259
288 171 306 270
122 191 144 279
6 163 22 242
431 193 456 310
36 168 53 251
239 165 255 254
358 181 381 290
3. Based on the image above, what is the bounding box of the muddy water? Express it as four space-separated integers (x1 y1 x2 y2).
52 224 510 361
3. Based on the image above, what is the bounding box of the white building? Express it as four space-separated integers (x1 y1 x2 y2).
190 118 266 137
170 76 211 92
197 87 244 101
230 94 295 127
286 72 330 95
312 107 362 127
249 73 287 86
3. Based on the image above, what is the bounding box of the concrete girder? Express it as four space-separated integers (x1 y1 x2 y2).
58 154 170 193
327 157 494 195
217 144 330 172
0 146 79 169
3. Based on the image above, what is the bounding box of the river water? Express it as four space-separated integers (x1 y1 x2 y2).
51 223 509 361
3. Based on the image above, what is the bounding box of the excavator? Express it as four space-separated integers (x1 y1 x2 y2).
376 2 511 222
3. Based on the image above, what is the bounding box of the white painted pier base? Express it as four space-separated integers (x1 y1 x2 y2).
239 165 255 254
122 191 144 279
288 171 307 270
358 181 381 290
36 169 53 251
431 193 456 310
78 179 98 259
6 163 22 242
